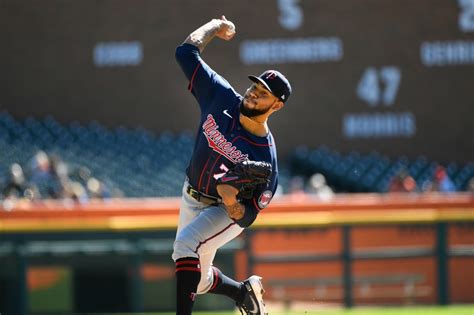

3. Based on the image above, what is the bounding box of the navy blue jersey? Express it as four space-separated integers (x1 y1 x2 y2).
175 43 278 227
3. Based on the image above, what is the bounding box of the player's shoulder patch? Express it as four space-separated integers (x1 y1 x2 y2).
258 190 273 208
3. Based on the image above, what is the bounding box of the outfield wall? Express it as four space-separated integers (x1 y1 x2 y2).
0 193 473 313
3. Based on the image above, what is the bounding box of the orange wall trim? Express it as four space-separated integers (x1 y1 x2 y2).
0 193 473 233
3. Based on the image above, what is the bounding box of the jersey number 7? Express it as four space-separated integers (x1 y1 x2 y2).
213 163 230 180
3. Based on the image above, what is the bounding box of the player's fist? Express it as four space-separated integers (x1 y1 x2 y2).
224 202 245 220
215 15 235 41
217 184 244 220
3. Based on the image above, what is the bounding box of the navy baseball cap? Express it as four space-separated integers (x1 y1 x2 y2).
248 70 292 103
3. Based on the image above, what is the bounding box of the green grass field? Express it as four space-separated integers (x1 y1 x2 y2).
139 305 474 315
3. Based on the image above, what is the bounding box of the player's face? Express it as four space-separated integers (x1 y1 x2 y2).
241 83 280 117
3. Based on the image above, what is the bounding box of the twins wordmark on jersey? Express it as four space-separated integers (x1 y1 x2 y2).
202 114 248 164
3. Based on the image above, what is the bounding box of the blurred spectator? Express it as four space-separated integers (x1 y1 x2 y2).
86 177 112 199
76 166 92 184
2 163 38 200
467 177 474 192
306 173 334 200
72 166 113 200
288 175 305 194
428 165 457 192
2 163 27 199
63 180 89 203
28 151 52 181
388 169 417 192
28 150 60 198
288 175 308 201
0 150 117 204
26 150 91 200
50 153 69 180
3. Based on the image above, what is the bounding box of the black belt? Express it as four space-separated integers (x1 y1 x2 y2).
186 185 222 205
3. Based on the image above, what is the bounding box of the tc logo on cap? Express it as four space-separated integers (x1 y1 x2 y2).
265 71 278 80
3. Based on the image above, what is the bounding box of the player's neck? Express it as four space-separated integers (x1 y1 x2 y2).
239 114 269 137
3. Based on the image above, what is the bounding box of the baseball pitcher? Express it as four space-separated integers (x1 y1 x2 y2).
172 15 292 315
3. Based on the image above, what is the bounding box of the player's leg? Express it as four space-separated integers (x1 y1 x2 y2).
175 182 208 235
207 265 245 301
195 230 244 302
172 183 209 315
172 182 267 314
194 209 268 315
172 185 243 314
174 256 201 315
199 240 268 315
174 203 243 291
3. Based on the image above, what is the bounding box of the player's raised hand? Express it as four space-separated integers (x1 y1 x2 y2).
215 15 235 41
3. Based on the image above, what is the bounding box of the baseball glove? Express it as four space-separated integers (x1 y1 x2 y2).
217 160 272 200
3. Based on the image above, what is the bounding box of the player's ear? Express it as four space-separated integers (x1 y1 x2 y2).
272 100 284 112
